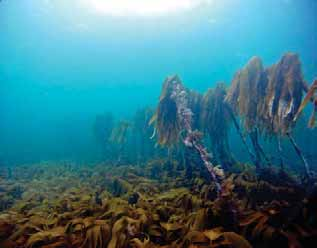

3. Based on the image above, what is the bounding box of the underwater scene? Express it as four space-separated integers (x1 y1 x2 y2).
1 0 317 247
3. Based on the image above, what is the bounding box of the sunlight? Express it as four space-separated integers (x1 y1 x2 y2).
83 0 212 17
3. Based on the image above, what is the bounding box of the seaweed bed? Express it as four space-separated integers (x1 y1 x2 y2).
0 160 316 248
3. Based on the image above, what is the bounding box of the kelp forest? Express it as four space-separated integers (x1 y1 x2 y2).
1 53 317 248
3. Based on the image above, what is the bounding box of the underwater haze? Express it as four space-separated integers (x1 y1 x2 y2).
1 0 317 165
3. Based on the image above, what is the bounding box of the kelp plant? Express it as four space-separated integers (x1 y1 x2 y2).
151 75 223 192
226 56 270 169
226 53 312 178
149 76 181 147
131 107 159 163
109 120 131 164
93 112 114 158
201 83 236 169
261 53 312 178
262 53 306 136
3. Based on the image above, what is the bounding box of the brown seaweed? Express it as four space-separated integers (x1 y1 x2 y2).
201 83 236 169
150 76 181 147
1 53 317 248
226 56 267 132
109 121 131 145
152 75 223 191
225 56 269 168
0 162 316 248
262 53 307 136
226 53 312 176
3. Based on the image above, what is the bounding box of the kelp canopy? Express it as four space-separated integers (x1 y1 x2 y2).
225 53 312 177
226 53 307 136
150 54 314 175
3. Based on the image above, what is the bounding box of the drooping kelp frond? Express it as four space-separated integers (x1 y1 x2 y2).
132 108 157 162
224 57 269 168
133 107 155 136
150 75 182 147
262 53 307 135
294 79 317 128
201 83 231 141
109 120 131 144
226 57 267 132
225 54 310 172
257 54 312 177
201 83 235 168
188 90 203 130
132 108 155 149
93 112 114 146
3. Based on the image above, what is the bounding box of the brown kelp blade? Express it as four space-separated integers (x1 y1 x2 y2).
150 76 182 147
294 79 317 122
263 53 305 136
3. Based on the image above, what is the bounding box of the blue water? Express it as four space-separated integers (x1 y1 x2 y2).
1 0 317 165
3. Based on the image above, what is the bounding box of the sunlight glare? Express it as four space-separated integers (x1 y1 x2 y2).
84 0 211 17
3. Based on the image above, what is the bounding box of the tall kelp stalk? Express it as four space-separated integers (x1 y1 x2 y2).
151 75 223 192
93 112 114 159
201 83 236 169
109 120 131 165
225 104 257 165
225 57 270 169
131 107 159 164
261 53 311 178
